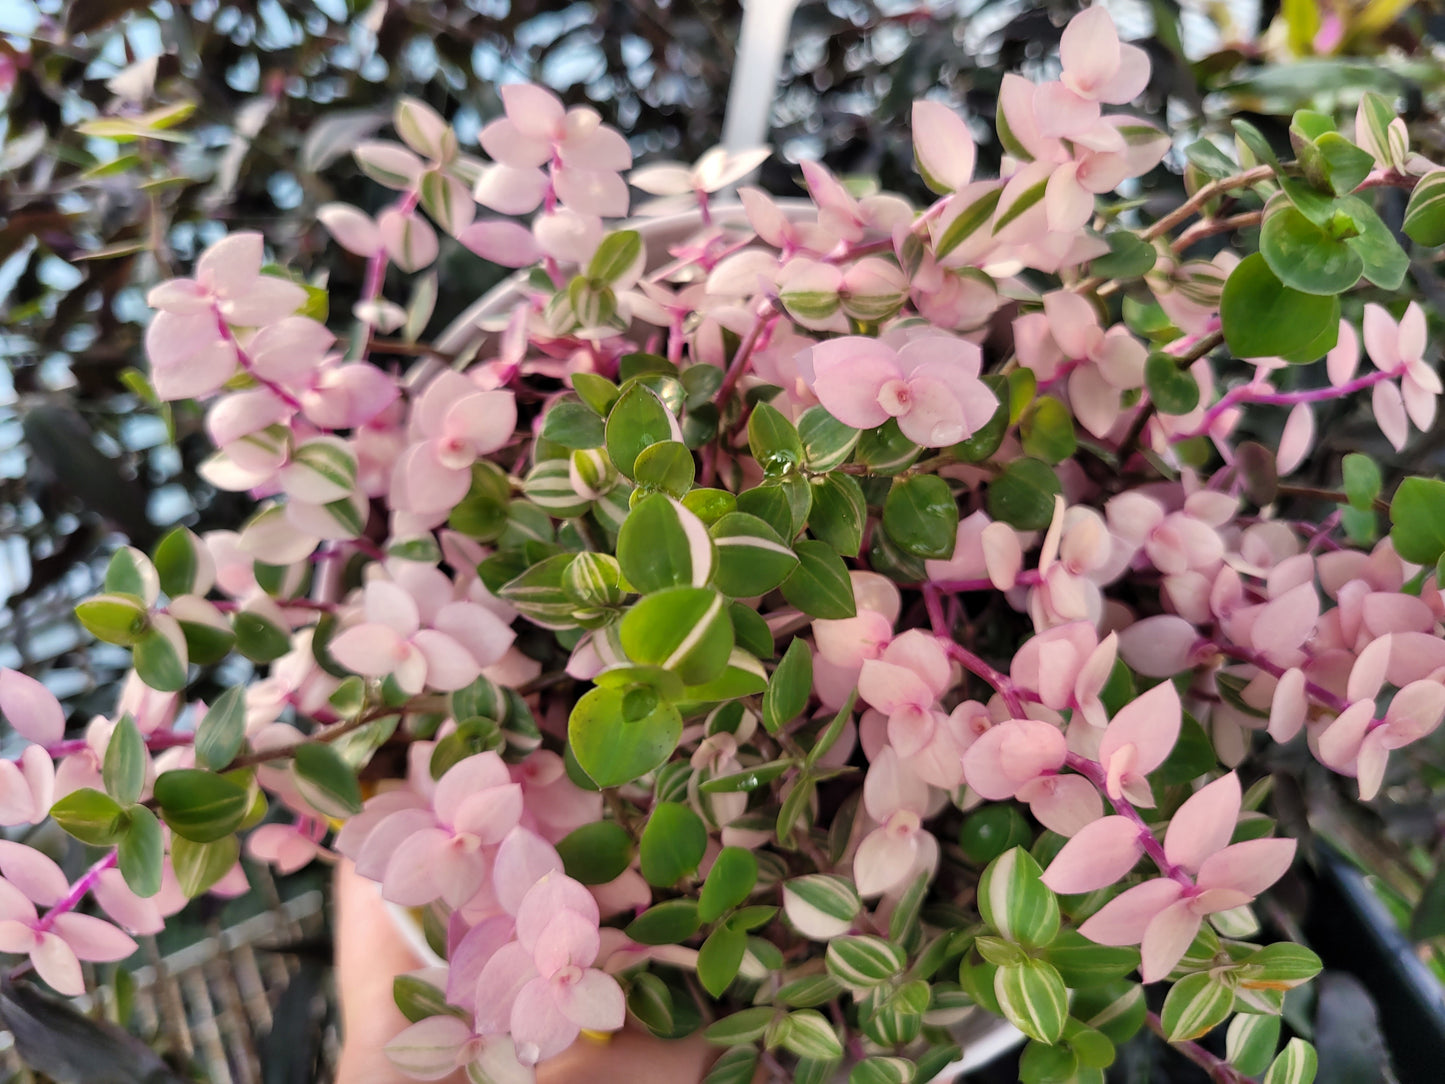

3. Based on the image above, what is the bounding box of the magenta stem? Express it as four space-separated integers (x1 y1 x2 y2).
32 852 117 936
40 728 193 760
939 638 1025 718
1177 368 1393 443
1064 753 1192 887
715 304 777 406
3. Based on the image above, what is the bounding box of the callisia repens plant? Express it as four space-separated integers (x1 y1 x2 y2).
9 5 1445 1083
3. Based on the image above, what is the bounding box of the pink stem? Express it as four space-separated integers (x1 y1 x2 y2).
41 728 193 761
1065 753 1192 887
938 638 1025 718
32 852 117 936
714 304 777 406
1176 368 1394 443
1212 641 1351 714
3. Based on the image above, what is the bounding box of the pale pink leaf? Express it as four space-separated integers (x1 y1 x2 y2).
1140 899 1201 983
1163 773 1240 873
0 669 66 746
1276 403 1313 475
1041 816 1143 893
1196 837 1296 898
1077 878 1184 946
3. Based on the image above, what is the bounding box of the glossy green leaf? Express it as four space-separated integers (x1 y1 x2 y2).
193 686 246 771
952 374 1009 463
762 638 813 734
781 540 857 619
556 820 634 885
75 594 150 646
1338 196 1408 290
882 474 958 559
1145 353 1201 415
625 899 702 944
1260 202 1362 295
233 610 290 663
291 743 363 818
633 441 696 498
748 402 805 476
105 546 158 603
1403 169 1445 246
709 512 799 598
1221 253 1340 360
1389 476 1445 564
133 623 188 692
393 975 466 1024
704 1047 760 1084
153 769 250 843
639 801 708 887
987 457 1061 531
617 493 715 593
103 714 146 807
1226 1012 1281 1076
606 382 678 479
568 685 683 788
621 587 733 686
699 847 759 923
697 923 748 997
798 407 860 472
589 229 644 284
807 473 866 557
1019 396 1077 465
1041 931 1141 988
171 834 240 898
50 788 128 846
117 806 164 898
1091 231 1157 279
153 527 205 598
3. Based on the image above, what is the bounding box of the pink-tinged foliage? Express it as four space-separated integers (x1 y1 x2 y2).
1096 681 1181 807
0 669 66 747
805 334 997 447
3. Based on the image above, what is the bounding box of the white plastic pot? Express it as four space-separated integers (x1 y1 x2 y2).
386 205 1024 1079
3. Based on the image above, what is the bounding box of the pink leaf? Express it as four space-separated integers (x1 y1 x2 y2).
1099 680 1181 778
1372 380 1409 451
493 827 564 914
384 1016 472 1081
1017 774 1102 837
1382 678 1445 746
1276 403 1314 475
0 841 68 907
31 931 83 996
50 912 137 962
0 669 66 747
808 338 900 429
1268 667 1308 743
1163 773 1240 873
853 825 920 898
1041 816 1144 893
1140 899 1201 983
1317 700 1373 770
1060 7 1121 99
961 720 1067 800
1196 837 1296 898
1327 321 1360 386
912 101 976 191
1077 878 1183 946
511 976 580 1065
456 220 543 267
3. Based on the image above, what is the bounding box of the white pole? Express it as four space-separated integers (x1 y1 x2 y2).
721 0 803 157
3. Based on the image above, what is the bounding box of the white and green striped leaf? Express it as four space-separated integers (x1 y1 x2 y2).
994 958 1068 1044
825 935 905 990
978 847 1059 949
1160 971 1235 1042
1263 1039 1318 1084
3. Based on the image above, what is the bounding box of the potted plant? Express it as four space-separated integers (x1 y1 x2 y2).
7 5 1445 1083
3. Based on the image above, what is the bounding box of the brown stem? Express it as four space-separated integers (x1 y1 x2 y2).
1172 211 1264 254
1146 1011 1250 1084
225 705 397 771
1142 166 1276 243
366 337 459 361
1276 482 1389 514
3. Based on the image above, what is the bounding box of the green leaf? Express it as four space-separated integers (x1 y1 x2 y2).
498 553 577 630
704 1046 760 1084
171 834 241 898
622 587 733 686
1040 931 1141 987
699 847 759 923
1145 354 1201 415
633 441 696 498
994 958 1068 1044
978 847 1059 948
1232 119 1281 173
1160 971 1235 1041
1342 453 1382 513
133 623 188 692
291 743 363 818
856 419 922 474
729 602 775 659
606 382 677 479
808 473 866 557
75 594 150 646
639 801 708 887
779 1010 844 1061
826 936 906 990
781 539 857 619
1235 943 1322 989
709 513 799 598
882 475 958 559
617 493 715 593
556 820 634 885
153 769 249 843
762 638 813 734
697 923 748 997
1389 476 1445 564
1091 232 1157 279
589 230 644 284
626 971 675 1035
851 1056 916 1084
117 806 163 898
704 1007 773 1045
233 610 291 663
798 407 860 472
1227 1012 1281 1076
153 527 204 598
987 458 1061 531
103 714 147 807
105 547 158 603
1220 253 1340 360
748 402 805 476
626 899 702 944
568 685 683 788
194 687 246 771
958 805 1033 866
1260 202 1363 295
542 400 607 449
782 874 861 937
1264 1039 1318 1084
393 975 466 1024
1019 397 1078 465
50 788 128 846
1338 196 1409 290
1403 169 1445 246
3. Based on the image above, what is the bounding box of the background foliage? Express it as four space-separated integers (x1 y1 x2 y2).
3 0 1445 1080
